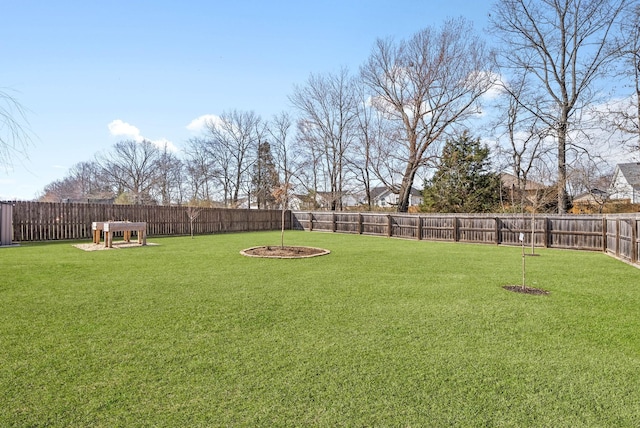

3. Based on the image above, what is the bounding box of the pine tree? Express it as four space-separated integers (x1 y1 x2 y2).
422 132 501 213
251 141 280 209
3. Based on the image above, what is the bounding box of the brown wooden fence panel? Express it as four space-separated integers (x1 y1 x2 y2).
420 216 455 241
335 213 360 234
308 212 334 232
10 201 287 242
498 217 546 247
636 219 640 263
391 215 420 239
458 216 495 244
606 219 618 257
361 213 389 236
606 217 639 263
547 216 604 251
618 219 634 262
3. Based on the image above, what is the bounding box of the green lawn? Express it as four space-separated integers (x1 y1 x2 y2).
2 231 640 426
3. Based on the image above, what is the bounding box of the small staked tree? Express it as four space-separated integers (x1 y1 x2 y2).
422 132 502 213
185 205 202 239
272 183 293 248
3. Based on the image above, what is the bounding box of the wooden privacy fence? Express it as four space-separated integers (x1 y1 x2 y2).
291 211 640 267
6 202 639 267
9 201 287 242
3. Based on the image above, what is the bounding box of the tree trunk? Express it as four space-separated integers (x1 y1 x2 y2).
397 165 418 213
557 117 568 214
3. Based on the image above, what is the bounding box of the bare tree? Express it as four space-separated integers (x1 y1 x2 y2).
294 119 325 208
185 205 202 239
360 18 495 212
566 156 613 212
39 161 114 202
349 80 395 210
491 0 628 213
493 73 554 211
202 110 263 206
156 145 184 205
205 136 235 205
97 140 162 204
267 112 297 193
39 177 83 202
290 68 359 211
592 3 640 158
0 88 32 169
183 137 219 203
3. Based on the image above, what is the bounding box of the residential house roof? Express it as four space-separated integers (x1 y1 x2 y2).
370 186 422 199
500 173 546 191
615 163 640 187
573 189 607 204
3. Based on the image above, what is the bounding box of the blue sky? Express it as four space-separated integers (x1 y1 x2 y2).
1 0 492 200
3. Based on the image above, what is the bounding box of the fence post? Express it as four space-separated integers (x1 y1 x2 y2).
631 219 638 263
416 216 422 240
332 212 337 233
0 202 13 246
453 216 459 242
309 212 313 232
358 213 363 235
543 217 550 248
494 217 501 245
387 214 392 238
615 219 620 257
602 217 607 253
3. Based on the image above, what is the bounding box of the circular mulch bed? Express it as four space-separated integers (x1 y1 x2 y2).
502 285 550 295
240 245 330 259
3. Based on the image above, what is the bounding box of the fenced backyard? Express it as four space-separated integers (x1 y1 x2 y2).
3 201 639 267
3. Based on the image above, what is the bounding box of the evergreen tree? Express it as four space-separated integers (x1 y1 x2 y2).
422 132 501 213
251 141 280 209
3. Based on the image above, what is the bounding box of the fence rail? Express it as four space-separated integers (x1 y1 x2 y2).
291 211 640 267
8 201 288 242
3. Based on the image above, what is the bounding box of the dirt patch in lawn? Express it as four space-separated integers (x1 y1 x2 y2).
241 245 330 259
502 285 550 295
73 242 159 251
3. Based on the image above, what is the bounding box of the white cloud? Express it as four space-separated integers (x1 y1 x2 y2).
186 114 222 133
152 138 179 153
107 119 178 153
108 119 143 142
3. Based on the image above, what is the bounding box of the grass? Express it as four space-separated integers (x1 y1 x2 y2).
1 231 640 426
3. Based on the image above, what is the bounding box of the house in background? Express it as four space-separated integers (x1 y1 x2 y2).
370 186 423 208
571 189 608 213
500 173 548 205
608 163 640 204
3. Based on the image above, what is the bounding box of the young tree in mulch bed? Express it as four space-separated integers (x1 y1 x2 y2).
503 232 549 295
